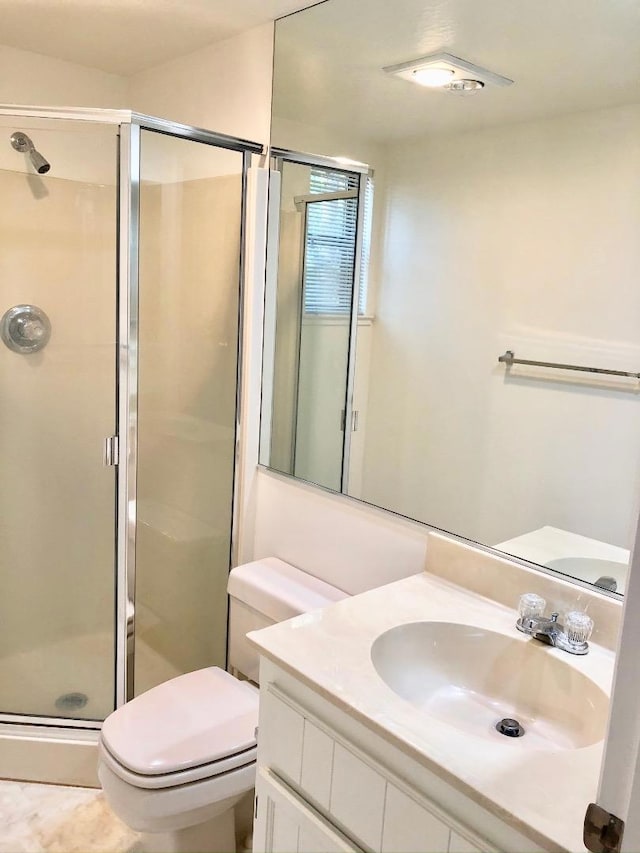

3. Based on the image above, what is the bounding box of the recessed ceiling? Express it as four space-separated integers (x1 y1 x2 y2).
0 0 315 76
273 0 640 144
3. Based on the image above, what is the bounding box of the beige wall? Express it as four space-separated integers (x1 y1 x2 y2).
0 44 127 109
129 23 273 144
0 23 274 146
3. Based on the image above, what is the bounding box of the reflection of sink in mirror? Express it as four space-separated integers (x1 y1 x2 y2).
496 526 629 596
371 622 608 750
545 558 627 594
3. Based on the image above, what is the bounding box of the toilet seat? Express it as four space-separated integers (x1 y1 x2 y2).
100 739 257 789
100 667 259 789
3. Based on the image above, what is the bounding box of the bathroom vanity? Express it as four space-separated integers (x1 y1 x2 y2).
249 540 617 853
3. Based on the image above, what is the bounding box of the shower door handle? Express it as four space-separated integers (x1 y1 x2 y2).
103 435 119 467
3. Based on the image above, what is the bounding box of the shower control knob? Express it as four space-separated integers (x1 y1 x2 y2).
17 318 45 340
1 304 51 353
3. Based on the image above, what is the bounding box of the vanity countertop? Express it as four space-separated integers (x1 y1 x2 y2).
248 570 615 853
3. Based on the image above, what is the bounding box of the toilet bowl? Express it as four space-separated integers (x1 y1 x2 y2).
98 558 347 853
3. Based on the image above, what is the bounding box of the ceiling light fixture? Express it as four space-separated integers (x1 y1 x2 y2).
411 67 455 88
448 79 485 94
383 52 513 92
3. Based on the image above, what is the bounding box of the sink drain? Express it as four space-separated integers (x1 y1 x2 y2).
55 692 89 712
496 717 525 738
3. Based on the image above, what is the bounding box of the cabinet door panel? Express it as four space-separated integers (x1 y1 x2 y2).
301 720 334 809
272 808 300 853
449 831 483 853
255 768 361 853
382 783 451 853
330 743 386 851
298 821 359 853
262 688 305 785
255 768 299 853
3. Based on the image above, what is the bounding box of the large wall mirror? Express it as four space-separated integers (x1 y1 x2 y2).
260 0 640 596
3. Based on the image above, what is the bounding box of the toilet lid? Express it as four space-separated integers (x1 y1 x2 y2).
101 667 259 776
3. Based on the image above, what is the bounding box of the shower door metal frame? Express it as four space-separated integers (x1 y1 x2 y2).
116 119 140 709
116 114 262 710
0 104 263 729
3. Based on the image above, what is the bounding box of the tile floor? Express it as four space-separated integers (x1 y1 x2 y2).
0 779 140 853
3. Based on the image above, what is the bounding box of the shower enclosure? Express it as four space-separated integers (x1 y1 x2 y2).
0 105 261 729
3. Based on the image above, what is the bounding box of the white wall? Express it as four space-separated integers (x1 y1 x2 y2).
360 103 640 551
0 44 127 109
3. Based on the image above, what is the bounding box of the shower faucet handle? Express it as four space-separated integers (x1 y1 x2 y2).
1 304 51 354
17 317 45 341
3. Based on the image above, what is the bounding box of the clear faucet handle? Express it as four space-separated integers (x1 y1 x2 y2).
518 593 546 620
565 611 594 646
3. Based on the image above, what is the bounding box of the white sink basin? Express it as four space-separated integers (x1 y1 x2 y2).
371 622 608 749
545 557 627 594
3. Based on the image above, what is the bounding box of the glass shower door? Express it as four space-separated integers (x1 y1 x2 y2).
134 130 245 695
0 116 118 721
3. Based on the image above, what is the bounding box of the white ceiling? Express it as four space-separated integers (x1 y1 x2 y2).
273 0 640 143
0 0 315 75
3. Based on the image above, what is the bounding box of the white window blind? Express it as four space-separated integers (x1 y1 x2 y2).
303 168 373 315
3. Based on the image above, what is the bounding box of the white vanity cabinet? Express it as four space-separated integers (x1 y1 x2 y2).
253 669 496 853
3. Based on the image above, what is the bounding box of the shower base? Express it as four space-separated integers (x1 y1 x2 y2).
0 632 182 787
0 631 181 722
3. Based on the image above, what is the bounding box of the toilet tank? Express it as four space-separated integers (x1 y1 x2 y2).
227 557 348 683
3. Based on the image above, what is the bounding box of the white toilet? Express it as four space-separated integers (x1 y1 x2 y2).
98 558 347 853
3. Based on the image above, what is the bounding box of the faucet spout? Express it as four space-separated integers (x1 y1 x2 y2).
521 612 562 646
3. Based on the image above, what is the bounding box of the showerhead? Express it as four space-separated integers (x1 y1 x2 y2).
28 148 50 175
10 131 51 175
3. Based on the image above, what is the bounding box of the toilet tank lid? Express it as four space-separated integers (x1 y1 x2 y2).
228 557 348 622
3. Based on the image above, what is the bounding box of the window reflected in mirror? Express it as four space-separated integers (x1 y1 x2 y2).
264 157 374 492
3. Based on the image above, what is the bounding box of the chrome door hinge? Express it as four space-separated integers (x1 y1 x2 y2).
584 803 624 853
340 410 359 432
103 435 119 467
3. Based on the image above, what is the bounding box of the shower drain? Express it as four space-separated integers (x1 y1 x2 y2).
55 692 89 712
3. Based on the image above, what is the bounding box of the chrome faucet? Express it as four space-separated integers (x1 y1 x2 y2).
516 594 593 655
520 611 562 645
